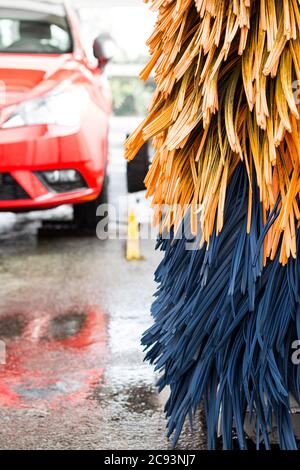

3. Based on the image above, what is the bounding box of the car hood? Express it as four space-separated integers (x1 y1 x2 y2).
0 53 77 106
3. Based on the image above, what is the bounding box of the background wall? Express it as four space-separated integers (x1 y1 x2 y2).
73 0 156 64
71 0 156 116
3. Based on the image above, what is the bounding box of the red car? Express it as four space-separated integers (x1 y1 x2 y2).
0 0 112 228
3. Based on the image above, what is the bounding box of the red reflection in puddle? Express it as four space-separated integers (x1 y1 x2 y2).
0 306 108 409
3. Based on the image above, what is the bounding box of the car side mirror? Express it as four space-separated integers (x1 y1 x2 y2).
93 35 115 70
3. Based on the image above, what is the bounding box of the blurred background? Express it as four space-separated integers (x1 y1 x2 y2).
77 0 156 116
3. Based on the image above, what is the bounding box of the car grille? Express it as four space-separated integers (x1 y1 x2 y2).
0 173 31 200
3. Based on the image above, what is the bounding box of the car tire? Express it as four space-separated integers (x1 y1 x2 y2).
73 173 109 230
127 141 150 193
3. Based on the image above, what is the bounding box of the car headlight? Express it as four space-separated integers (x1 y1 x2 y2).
2 89 89 129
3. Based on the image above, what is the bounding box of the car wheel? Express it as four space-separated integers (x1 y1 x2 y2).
73 173 109 230
127 141 150 193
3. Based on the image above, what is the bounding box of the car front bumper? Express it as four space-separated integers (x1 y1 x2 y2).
0 124 106 211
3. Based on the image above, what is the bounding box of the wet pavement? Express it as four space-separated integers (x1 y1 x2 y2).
0 117 204 450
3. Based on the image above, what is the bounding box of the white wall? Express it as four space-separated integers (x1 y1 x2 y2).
73 0 155 63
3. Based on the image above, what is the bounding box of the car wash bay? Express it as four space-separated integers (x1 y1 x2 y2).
0 117 205 450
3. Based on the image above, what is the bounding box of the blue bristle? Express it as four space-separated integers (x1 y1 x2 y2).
142 163 300 449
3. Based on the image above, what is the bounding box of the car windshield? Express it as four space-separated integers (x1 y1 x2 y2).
0 5 73 54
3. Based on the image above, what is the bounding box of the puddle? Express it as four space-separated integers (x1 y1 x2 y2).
0 314 27 338
92 382 160 415
0 306 108 409
123 385 160 414
49 313 87 341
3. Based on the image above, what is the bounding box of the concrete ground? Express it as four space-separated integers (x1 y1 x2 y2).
0 117 205 450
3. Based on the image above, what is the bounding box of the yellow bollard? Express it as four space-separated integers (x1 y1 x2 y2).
126 210 141 261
